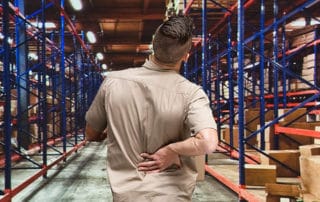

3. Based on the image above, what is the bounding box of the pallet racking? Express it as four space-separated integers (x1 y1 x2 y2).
179 0 320 201
0 0 102 200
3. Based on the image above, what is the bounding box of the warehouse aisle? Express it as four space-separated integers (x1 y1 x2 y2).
11 141 238 202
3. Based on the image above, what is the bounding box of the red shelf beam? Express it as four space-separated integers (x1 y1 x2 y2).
183 0 195 15
266 102 319 108
209 0 256 34
0 140 86 201
275 124 320 139
247 90 320 99
217 144 260 164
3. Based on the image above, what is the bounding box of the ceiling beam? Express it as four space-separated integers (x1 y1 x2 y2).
75 9 165 20
143 0 150 13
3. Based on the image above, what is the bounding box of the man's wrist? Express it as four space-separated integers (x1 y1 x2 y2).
167 143 178 155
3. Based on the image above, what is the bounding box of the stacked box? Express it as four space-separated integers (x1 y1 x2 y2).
30 123 39 144
30 124 56 142
245 108 274 148
260 150 300 177
291 26 316 48
245 164 277 186
256 122 274 150
0 106 3 120
30 89 38 105
296 53 316 89
299 145 320 198
221 126 239 148
11 100 17 117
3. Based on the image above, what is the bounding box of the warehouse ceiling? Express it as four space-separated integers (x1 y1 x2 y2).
23 0 167 70
66 0 167 70
8 0 320 71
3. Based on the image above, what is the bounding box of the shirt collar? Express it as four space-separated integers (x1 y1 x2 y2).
142 56 177 72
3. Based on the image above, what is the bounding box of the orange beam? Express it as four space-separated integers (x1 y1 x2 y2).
247 90 320 99
209 0 256 34
8 2 57 52
217 144 260 164
275 124 320 138
0 134 74 167
50 0 90 55
205 165 262 202
183 0 195 14
285 39 320 56
309 110 320 114
266 102 318 108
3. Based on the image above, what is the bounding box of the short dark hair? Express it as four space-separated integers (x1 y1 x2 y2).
152 15 194 64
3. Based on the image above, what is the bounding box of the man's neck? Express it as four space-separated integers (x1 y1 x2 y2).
150 55 181 72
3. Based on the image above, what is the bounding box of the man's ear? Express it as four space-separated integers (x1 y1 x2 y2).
182 53 190 62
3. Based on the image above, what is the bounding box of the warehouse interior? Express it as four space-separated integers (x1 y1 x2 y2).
1 0 320 201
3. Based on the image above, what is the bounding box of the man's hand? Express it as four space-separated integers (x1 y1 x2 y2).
138 146 181 173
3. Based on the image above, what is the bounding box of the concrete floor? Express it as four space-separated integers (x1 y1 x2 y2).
2 141 238 202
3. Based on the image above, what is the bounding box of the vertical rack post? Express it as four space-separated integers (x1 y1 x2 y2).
314 27 319 87
2 0 12 195
72 34 79 144
201 0 208 94
251 41 257 105
259 0 266 150
15 0 30 151
79 31 86 129
215 42 221 139
227 16 235 148
237 0 245 187
50 32 57 139
60 0 67 154
272 0 279 149
40 0 48 173
281 23 287 108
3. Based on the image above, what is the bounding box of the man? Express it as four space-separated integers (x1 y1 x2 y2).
85 15 218 201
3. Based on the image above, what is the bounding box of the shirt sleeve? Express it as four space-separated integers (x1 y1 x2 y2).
85 79 108 132
185 87 217 136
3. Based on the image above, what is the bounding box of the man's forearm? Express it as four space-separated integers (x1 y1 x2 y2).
167 128 218 156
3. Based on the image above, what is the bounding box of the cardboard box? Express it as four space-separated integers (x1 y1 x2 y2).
265 183 301 198
222 126 239 148
299 144 320 157
245 164 276 186
260 150 300 177
300 156 320 198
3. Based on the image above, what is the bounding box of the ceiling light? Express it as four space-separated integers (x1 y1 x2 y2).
0 33 4 40
101 64 107 70
30 22 56 29
69 0 83 11
7 37 13 45
96 52 104 61
28 52 38 61
86 31 96 43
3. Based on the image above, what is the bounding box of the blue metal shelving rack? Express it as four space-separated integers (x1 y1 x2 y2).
0 0 102 200
183 0 320 201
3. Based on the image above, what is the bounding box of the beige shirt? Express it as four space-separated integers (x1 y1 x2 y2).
85 59 217 202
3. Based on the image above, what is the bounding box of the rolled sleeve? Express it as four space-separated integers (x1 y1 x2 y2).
185 88 217 135
85 80 108 132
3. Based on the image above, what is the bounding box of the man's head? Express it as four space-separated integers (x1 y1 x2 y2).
152 15 194 65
